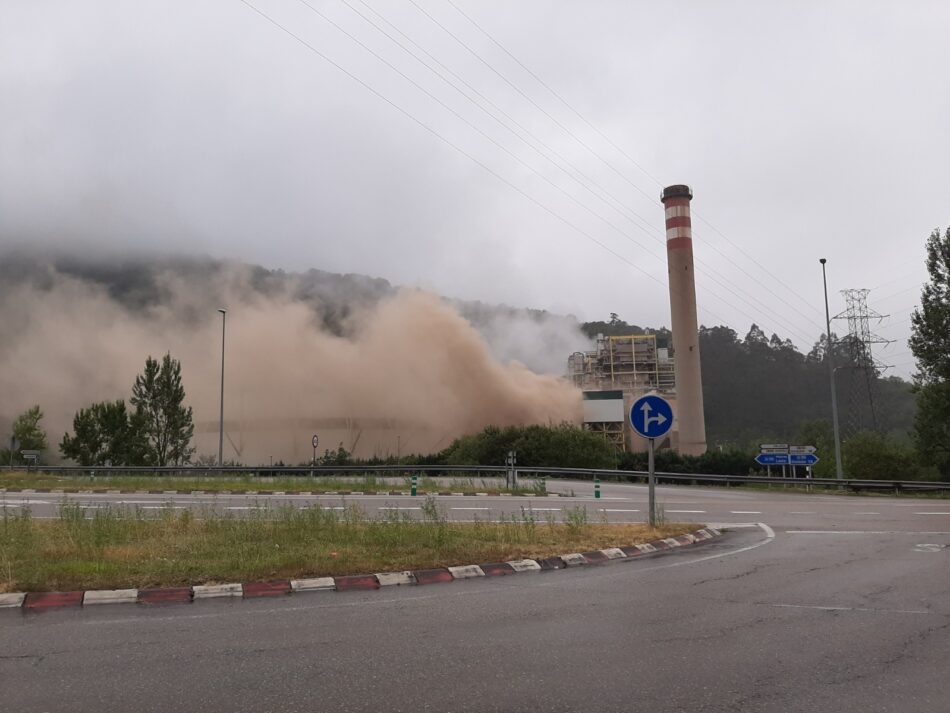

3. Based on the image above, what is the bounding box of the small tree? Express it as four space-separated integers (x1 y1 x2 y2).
60 400 149 466
130 354 195 466
909 226 950 476
5 405 49 464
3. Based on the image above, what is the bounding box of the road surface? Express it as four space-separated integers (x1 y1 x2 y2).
2 482 949 712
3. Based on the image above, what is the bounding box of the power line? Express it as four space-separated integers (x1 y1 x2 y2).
239 0 740 324
341 0 821 342
440 0 827 323
286 0 816 344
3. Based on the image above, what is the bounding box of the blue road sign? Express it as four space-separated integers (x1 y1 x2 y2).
789 454 819 466
755 453 790 466
630 394 674 439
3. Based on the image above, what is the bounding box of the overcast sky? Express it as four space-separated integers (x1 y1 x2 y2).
2 1 948 379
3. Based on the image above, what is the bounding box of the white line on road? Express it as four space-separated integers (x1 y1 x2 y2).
788 512 817 515
529 508 561 512
786 530 950 535
772 603 930 615
855 512 881 515
730 511 762 514
377 507 421 511
598 509 640 513
667 510 706 514
450 507 490 511
916 512 950 515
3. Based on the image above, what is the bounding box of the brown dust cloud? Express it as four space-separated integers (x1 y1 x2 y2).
0 262 583 463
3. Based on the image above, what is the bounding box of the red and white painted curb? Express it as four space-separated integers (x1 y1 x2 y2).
0 528 720 612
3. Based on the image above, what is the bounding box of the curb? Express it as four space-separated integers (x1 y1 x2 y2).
0 528 720 613
0 488 570 497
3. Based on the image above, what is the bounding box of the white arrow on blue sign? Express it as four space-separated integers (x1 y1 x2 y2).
630 394 674 439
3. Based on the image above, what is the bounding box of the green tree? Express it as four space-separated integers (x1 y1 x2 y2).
60 400 149 466
3 405 49 464
909 226 950 477
130 354 195 466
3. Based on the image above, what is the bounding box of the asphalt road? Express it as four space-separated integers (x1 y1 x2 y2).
2 483 950 712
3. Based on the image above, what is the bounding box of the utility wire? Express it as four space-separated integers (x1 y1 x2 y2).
338 0 819 343
238 1 700 311
441 0 827 323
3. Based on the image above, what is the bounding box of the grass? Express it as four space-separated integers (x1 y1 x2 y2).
0 471 541 496
0 500 690 593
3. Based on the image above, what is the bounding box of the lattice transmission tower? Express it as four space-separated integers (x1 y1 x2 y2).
834 289 893 435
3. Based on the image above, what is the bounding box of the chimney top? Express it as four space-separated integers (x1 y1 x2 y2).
661 185 693 203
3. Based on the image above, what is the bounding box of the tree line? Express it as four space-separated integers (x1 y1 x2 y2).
3 354 194 467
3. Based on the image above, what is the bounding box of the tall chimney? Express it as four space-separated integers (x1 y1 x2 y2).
661 184 707 455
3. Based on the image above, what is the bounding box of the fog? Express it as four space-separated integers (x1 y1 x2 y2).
0 261 584 463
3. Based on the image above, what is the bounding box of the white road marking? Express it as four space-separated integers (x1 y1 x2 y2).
667 510 706 514
915 512 950 515
787 530 950 535
772 603 929 615
598 509 640 513
377 507 421 511
789 511 817 515
913 544 946 552
730 511 762 514
855 512 881 515
451 507 490 511
529 508 561 512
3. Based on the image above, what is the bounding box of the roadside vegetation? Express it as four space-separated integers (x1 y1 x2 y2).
0 472 544 496
0 501 689 593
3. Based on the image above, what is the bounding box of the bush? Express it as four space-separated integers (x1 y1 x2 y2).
440 424 618 469
843 431 937 481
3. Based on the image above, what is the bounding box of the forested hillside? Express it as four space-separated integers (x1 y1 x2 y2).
1 252 917 450
581 316 916 449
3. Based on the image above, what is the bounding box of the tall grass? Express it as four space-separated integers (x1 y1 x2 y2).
0 503 688 593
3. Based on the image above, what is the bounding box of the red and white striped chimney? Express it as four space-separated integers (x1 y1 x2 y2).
661 185 707 455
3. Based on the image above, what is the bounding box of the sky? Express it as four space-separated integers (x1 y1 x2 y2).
2 0 948 381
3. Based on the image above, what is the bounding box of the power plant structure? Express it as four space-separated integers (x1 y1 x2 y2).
569 184 708 455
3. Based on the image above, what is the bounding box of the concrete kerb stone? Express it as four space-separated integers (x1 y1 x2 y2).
0 592 27 608
193 583 243 599
560 553 588 567
376 571 415 587
83 589 138 605
0 527 721 612
448 565 485 579
290 577 335 593
506 559 541 573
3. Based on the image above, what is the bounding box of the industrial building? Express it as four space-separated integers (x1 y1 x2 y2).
569 185 708 455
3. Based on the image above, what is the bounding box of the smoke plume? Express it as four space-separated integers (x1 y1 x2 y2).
0 260 583 463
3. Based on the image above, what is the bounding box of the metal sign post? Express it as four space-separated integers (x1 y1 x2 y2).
630 394 674 528
311 434 319 478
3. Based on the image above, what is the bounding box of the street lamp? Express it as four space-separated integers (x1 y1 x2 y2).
819 259 844 479
217 308 227 467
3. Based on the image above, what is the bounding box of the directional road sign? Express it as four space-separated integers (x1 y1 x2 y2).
789 445 817 455
755 453 790 466
789 453 819 466
630 394 674 440
759 443 788 450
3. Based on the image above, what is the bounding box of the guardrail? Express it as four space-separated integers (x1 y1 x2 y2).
2 464 948 493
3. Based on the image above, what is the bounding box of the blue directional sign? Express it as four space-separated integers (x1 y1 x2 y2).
789 453 819 466
755 453 790 466
630 394 674 439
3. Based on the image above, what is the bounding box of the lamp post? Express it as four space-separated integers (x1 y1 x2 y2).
819 259 844 479
217 308 227 467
